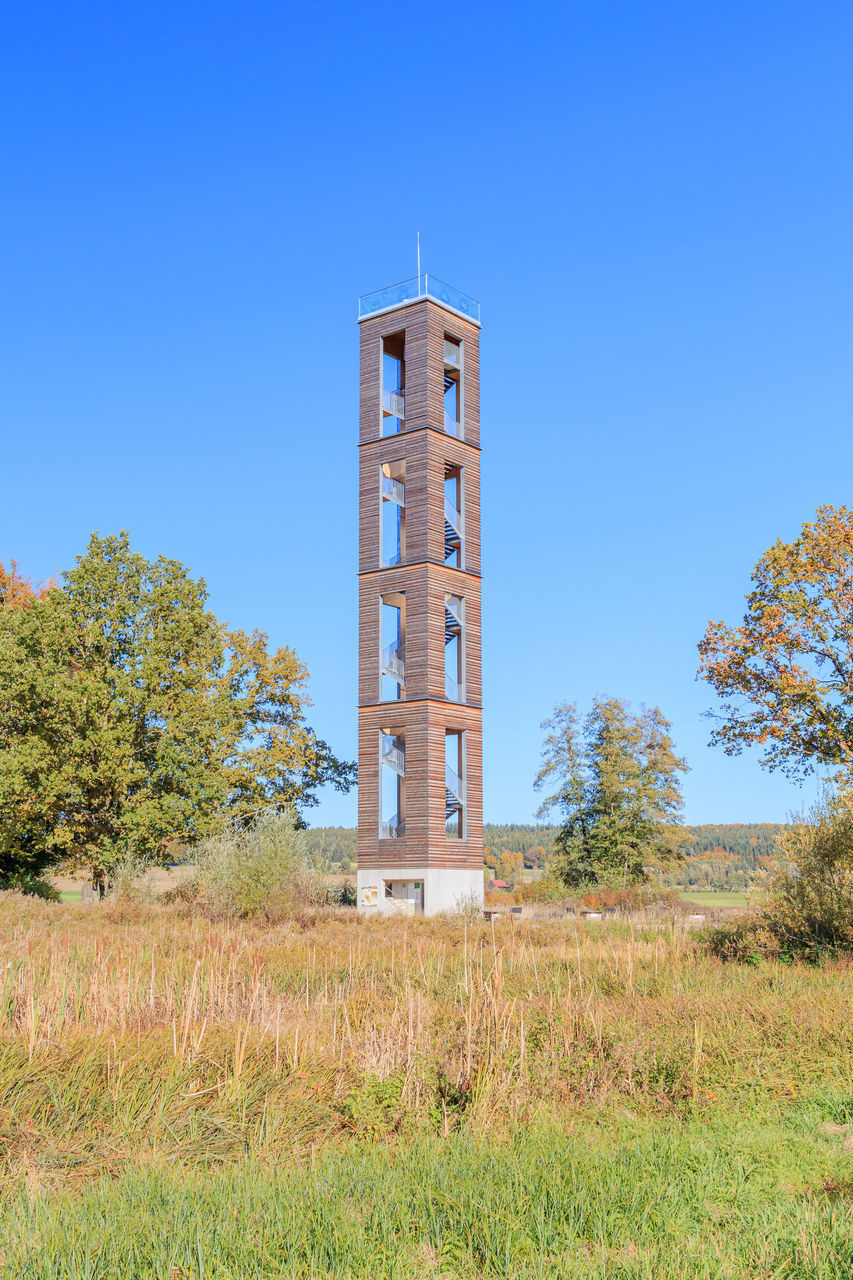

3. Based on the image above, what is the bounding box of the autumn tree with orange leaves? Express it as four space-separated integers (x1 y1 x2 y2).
699 505 853 780
0 561 55 610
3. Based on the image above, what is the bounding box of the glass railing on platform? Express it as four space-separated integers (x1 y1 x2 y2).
382 475 405 505
359 275 480 324
382 742 406 776
382 388 405 418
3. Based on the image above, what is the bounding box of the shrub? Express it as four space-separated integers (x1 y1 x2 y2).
705 791 853 962
102 852 154 921
760 791 853 957
0 872 59 901
324 880 357 907
512 876 566 906
703 917 780 963
108 853 151 900
194 809 320 921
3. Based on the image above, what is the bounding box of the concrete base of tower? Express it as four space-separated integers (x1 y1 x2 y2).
357 867 484 918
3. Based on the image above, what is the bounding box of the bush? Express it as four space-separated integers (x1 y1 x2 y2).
761 792 853 957
100 852 155 921
706 791 853 962
108 852 151 900
0 872 59 901
194 809 320 921
703 917 780 964
324 880 357 907
512 876 566 906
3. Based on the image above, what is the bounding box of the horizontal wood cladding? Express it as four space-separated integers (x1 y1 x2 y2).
358 562 481 706
359 432 481 575
366 564 482 705
357 852 481 871
357 290 483 878
357 701 483 871
359 299 480 448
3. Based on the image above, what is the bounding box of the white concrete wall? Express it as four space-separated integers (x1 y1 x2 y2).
357 867 483 917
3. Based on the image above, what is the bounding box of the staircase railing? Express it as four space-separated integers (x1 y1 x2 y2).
444 498 460 533
380 814 405 839
444 340 461 367
382 388 405 418
381 641 405 684
381 475 405 505
445 763 462 803
382 741 405 776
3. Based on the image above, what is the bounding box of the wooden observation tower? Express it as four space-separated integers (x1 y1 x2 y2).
355 275 484 916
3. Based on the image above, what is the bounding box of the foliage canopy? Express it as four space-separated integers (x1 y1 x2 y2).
0 560 54 611
0 532 354 887
699 505 853 780
534 696 688 888
708 791 853 961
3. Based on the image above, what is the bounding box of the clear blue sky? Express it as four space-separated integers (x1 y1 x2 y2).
3 1 850 827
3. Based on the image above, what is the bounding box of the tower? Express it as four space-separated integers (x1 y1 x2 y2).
356 275 484 916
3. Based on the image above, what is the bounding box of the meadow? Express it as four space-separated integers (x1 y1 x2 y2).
1 893 853 1277
676 890 749 908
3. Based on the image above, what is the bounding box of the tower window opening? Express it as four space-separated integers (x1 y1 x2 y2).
380 729 406 839
381 331 405 435
381 592 406 701
445 593 464 702
445 729 465 839
443 335 462 437
381 460 406 567
444 463 463 568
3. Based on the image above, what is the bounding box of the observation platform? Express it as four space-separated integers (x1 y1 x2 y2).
358 274 480 326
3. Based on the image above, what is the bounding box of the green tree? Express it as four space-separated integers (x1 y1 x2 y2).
699 505 853 780
220 625 355 827
0 532 354 891
534 697 688 888
761 790 853 953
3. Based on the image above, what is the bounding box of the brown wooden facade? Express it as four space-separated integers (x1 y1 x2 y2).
357 295 483 879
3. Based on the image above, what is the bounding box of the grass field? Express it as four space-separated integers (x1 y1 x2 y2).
1 892 852 1276
676 890 749 908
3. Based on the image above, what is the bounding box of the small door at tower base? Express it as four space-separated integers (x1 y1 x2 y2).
384 879 424 915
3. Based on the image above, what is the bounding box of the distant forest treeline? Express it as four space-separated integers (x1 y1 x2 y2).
659 822 785 892
302 821 786 890
679 824 783 862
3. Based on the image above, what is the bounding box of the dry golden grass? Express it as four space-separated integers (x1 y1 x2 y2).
4 893 853 1276
1 891 852 1183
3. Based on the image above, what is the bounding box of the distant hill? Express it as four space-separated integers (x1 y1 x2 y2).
659 823 786 892
300 823 559 872
301 826 356 869
680 823 784 862
301 820 786 890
